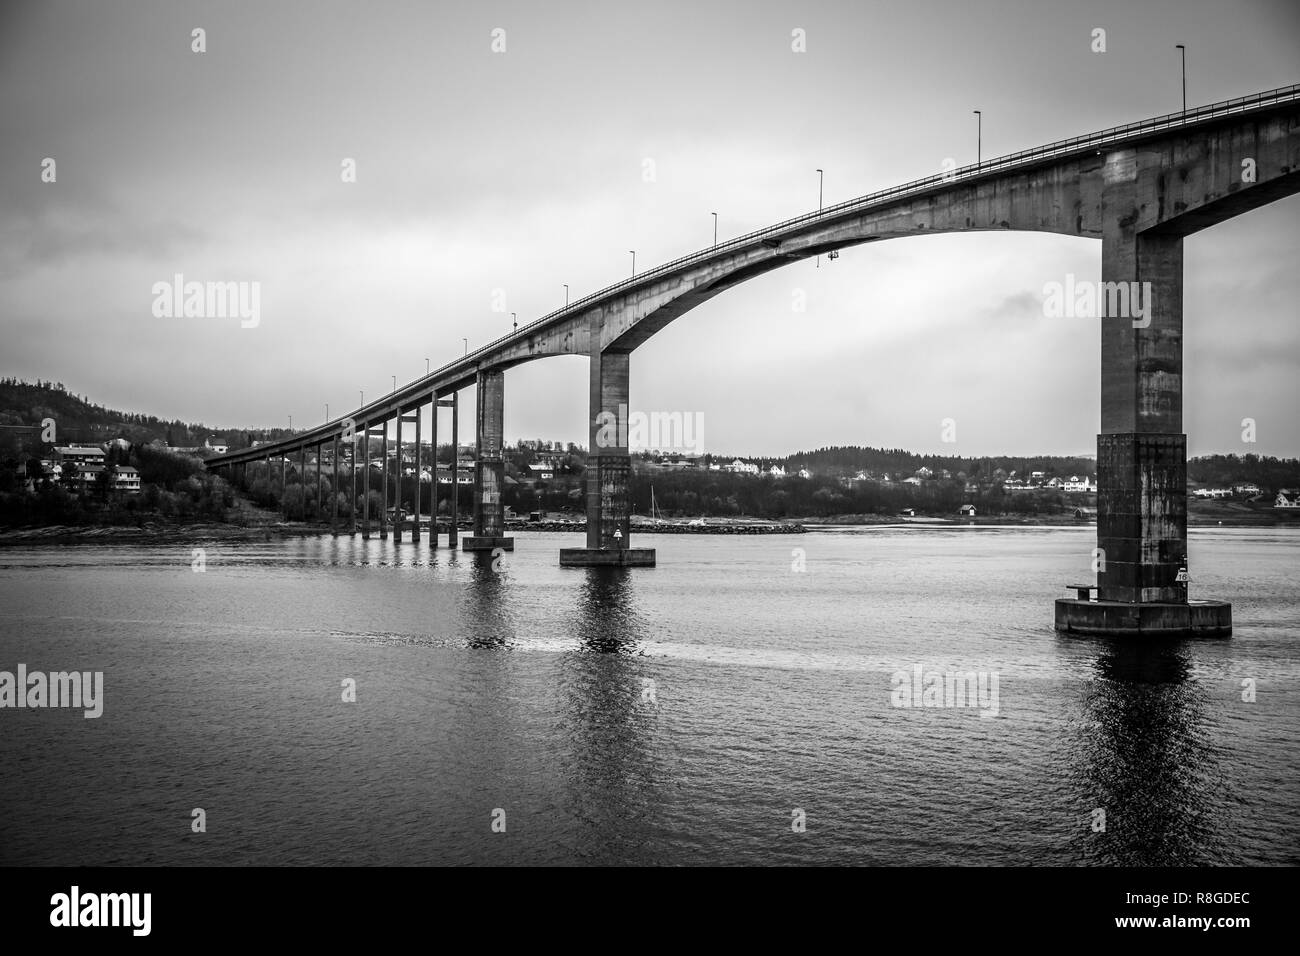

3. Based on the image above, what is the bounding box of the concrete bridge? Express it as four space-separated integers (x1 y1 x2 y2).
207 83 1300 637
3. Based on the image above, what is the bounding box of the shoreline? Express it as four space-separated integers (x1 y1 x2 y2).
2 510 1295 545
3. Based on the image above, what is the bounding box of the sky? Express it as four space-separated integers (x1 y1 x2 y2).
1 0 1297 458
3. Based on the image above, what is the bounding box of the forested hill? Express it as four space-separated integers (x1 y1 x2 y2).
781 446 1095 478
0 378 283 455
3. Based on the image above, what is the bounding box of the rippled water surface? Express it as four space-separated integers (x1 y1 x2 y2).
0 526 1297 865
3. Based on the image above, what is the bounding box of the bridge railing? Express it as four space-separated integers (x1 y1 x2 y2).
211 83 1299 465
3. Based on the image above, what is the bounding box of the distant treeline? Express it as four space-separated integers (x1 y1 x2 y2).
0 379 288 456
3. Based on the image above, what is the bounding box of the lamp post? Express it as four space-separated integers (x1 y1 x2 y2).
712 212 718 247
629 250 636 276
425 357 430 376
512 312 517 330
563 284 569 306
973 110 982 164
359 389 364 407
462 338 468 356
391 375 396 395
288 414 292 432
325 403 329 422
1176 45 1186 112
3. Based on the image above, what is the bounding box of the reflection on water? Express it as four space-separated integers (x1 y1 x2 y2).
461 551 515 649
555 570 663 863
0 527 1294 865
1064 636 1230 865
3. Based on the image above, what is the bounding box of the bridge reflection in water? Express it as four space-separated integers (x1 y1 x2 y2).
1061 636 1231 865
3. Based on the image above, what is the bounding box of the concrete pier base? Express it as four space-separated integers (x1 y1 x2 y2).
560 548 656 567
463 536 514 552
1055 598 1231 637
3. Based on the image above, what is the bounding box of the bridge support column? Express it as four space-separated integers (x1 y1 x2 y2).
412 407 422 543
394 413 404 542
1056 225 1228 637
448 392 459 549
431 395 444 548
465 369 513 552
379 421 389 540
361 424 371 539
561 350 655 567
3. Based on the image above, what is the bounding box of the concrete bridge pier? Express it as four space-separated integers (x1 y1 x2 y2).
1056 225 1229 637
464 368 513 552
561 350 655 567
448 391 459 549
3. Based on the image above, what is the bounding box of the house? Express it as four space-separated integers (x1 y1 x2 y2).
767 464 786 478
1063 475 1096 493
903 476 923 486
53 445 106 467
727 459 759 475
112 466 142 494
914 467 933 479
797 468 812 479
1275 491 1300 509
958 504 976 517
899 508 915 517
1233 483 1261 496
1074 507 1097 519
528 464 554 479
205 437 229 455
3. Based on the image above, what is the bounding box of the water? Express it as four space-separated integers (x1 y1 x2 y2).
0 526 1296 866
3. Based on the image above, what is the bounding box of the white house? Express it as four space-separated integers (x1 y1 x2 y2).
205 437 229 454
1063 475 1097 493
727 459 760 475
1275 491 1300 508
797 468 812 479
767 464 786 478
112 466 141 494
959 504 977 517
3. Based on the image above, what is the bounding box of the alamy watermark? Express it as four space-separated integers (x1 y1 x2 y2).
1042 274 1152 328
1 664 103 718
890 664 1000 718
151 273 261 328
595 403 704 454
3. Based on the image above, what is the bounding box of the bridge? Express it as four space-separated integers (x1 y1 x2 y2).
206 83 1300 637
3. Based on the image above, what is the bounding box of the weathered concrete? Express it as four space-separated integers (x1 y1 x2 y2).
560 548 656 567
1055 598 1231 637
448 390 459 549
470 368 511 550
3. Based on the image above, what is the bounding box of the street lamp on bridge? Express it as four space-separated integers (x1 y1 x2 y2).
563 284 569 306
391 375 396 395
325 403 328 422
463 337 468 355
629 250 636 276
973 110 982 164
425 357 430 376
359 389 364 407
712 212 718 247
1176 45 1186 112
512 312 517 330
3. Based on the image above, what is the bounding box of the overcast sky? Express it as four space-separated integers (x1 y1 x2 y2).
2 0 1297 458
